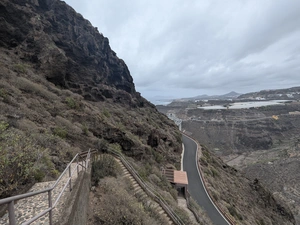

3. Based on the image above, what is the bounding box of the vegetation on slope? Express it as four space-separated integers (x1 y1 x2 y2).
89 153 196 225
0 0 182 201
199 145 295 225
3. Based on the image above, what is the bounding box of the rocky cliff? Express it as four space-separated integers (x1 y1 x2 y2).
0 0 182 200
0 0 138 101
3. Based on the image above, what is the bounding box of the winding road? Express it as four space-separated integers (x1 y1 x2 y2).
182 135 230 225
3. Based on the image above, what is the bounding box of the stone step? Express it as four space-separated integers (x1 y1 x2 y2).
158 209 165 214
152 203 161 210
139 194 148 201
123 173 131 178
120 165 126 170
134 185 141 191
113 157 174 225
134 188 143 195
123 171 130 176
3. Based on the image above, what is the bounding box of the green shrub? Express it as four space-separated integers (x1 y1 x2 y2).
0 88 7 99
210 167 219 177
53 126 67 139
82 125 88 135
65 97 79 109
50 169 59 178
228 205 243 220
92 154 120 185
0 126 47 198
96 139 109 152
152 149 163 163
137 163 152 181
13 63 26 73
32 169 45 182
109 142 122 152
102 108 110 118
170 188 178 200
211 190 219 201
0 121 9 132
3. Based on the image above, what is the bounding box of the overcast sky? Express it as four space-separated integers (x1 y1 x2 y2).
64 0 300 103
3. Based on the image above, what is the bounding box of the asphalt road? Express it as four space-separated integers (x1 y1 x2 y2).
182 135 230 225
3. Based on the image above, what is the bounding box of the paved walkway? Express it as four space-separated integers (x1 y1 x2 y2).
0 163 82 225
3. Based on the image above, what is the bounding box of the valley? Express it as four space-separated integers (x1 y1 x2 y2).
158 97 300 224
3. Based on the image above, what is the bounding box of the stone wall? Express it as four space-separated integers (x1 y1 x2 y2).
55 170 91 225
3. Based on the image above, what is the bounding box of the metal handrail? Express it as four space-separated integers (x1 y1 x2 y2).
0 149 92 225
107 148 185 225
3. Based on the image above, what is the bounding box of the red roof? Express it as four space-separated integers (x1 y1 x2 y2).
174 170 188 185
163 169 188 185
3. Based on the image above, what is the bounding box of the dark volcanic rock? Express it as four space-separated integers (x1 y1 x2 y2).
0 0 136 101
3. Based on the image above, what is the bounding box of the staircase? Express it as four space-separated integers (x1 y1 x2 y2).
109 148 185 225
115 158 174 224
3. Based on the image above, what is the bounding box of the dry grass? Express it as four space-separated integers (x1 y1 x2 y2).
199 146 295 225
0 48 183 225
88 176 161 225
14 77 59 101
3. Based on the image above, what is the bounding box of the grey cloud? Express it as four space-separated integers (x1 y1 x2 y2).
65 0 300 102
234 1 300 59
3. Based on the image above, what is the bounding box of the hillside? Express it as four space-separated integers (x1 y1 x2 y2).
0 1 297 224
0 0 182 199
199 145 295 225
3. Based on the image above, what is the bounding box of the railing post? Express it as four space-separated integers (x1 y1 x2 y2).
8 201 16 225
76 156 79 175
48 190 53 225
69 166 72 191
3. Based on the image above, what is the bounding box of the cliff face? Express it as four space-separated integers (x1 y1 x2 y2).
0 0 182 199
0 0 137 101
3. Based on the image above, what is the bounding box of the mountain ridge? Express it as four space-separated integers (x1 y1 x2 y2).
176 91 241 101
238 86 300 100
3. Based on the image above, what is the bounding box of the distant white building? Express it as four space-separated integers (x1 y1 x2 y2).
255 97 265 100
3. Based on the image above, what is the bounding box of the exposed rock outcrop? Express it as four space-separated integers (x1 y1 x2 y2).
0 0 138 102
